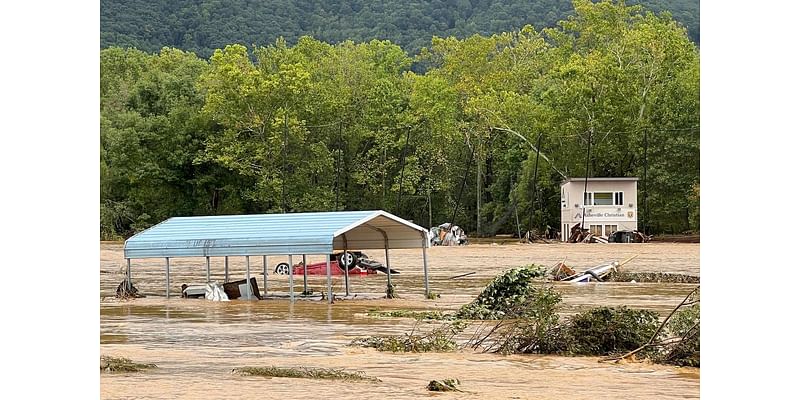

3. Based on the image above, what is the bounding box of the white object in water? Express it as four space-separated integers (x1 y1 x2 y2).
205 282 229 301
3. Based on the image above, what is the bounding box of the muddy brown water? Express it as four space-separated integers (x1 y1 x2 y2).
100 242 699 399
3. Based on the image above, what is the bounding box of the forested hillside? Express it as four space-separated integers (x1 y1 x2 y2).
101 0 699 240
101 0 699 58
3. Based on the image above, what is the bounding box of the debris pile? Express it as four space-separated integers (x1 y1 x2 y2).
430 223 468 246
427 379 462 392
606 271 700 284
566 223 651 243
548 255 640 282
523 227 558 243
232 366 381 382
548 261 576 281
222 278 262 300
367 309 453 320
181 278 261 300
608 230 652 243
349 320 468 353
547 258 700 284
101 356 157 373
115 280 144 299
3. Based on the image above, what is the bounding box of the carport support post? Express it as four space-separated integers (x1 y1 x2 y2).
126 258 131 290
263 256 268 297
326 257 333 304
343 234 350 297
344 250 350 297
165 257 170 299
224 256 229 283
288 255 294 302
302 255 308 294
205 256 210 283
245 256 251 300
384 240 392 293
422 235 430 297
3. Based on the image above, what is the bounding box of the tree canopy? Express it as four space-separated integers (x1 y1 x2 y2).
100 0 699 239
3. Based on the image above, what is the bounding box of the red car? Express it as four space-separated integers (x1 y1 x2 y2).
273 251 398 276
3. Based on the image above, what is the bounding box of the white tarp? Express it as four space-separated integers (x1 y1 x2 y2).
205 282 229 301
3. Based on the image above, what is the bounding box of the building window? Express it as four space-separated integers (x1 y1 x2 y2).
584 191 625 206
604 225 618 236
614 192 623 206
593 192 613 205
590 225 602 236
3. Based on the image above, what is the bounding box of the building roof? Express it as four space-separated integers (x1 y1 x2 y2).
562 177 639 184
124 210 429 259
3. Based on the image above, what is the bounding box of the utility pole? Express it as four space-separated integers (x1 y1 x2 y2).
643 128 648 235
581 128 593 230
527 132 543 238
476 136 481 237
335 121 343 211
282 111 289 213
396 128 411 215
428 192 432 229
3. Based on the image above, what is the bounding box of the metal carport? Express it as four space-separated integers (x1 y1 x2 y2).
123 210 430 303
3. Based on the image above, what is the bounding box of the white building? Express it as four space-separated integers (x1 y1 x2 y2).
560 177 639 241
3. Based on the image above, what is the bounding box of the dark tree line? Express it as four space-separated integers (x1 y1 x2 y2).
101 1 699 239
101 0 699 59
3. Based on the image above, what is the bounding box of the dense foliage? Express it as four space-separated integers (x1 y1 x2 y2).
456 265 551 319
565 306 660 355
101 0 699 58
100 0 699 239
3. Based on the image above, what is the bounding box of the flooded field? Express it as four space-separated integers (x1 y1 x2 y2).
100 242 700 399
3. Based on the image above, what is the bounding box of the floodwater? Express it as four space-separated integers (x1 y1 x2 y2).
100 242 700 399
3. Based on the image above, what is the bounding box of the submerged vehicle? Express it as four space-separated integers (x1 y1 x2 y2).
274 251 399 276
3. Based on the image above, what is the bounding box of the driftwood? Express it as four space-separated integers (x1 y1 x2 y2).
115 280 144 299
449 272 477 279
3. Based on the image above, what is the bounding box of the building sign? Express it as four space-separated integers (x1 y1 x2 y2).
572 209 635 221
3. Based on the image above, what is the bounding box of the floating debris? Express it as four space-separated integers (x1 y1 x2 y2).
101 356 156 373
606 271 700 283
222 278 262 300
232 366 381 382
349 321 468 352
430 223 468 246
367 309 453 320
427 378 462 392
115 280 144 299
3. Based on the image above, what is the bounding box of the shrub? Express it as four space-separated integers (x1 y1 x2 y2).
565 307 660 356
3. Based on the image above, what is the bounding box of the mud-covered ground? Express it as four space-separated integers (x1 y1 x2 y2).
100 242 700 399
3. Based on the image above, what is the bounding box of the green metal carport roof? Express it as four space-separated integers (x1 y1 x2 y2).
124 210 429 259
